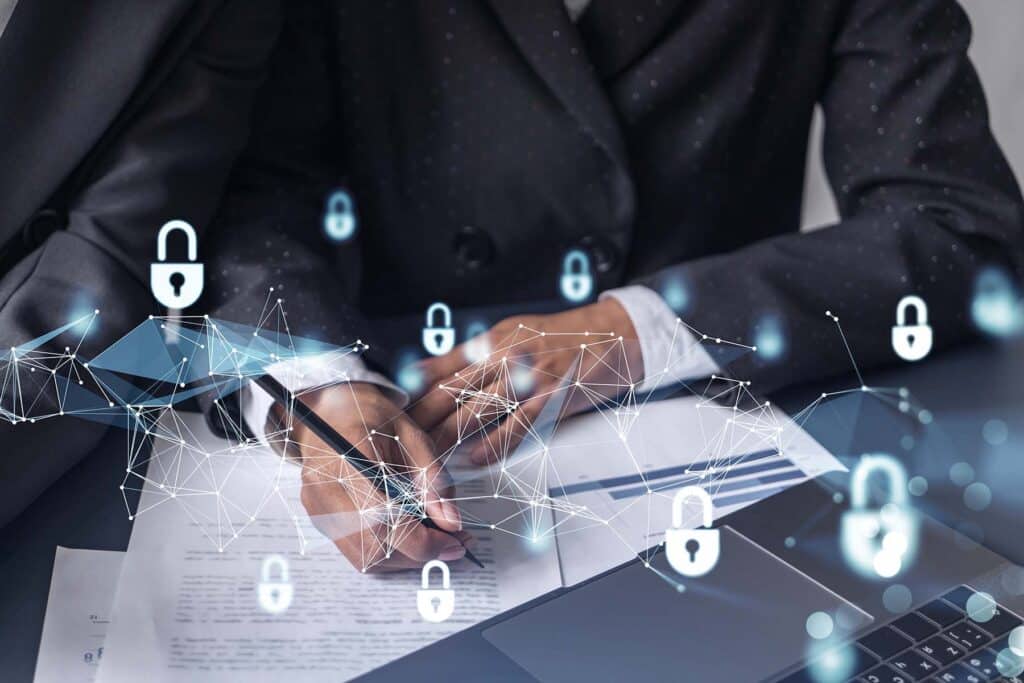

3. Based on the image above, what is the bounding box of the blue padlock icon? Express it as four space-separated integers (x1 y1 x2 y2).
560 249 593 303
323 189 356 242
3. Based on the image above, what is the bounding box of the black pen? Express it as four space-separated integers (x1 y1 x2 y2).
254 374 484 568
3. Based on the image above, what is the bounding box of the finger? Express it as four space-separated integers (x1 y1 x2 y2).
413 346 476 399
469 384 551 465
410 351 499 429
428 377 512 453
407 378 462 431
349 517 466 568
414 320 527 399
316 485 472 571
361 529 475 572
395 419 464 532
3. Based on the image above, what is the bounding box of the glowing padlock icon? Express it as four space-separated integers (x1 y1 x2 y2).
892 295 933 362
416 560 454 623
665 486 720 578
257 555 294 614
150 220 204 309
560 249 593 303
422 302 456 356
463 320 490 363
840 454 919 579
323 189 356 242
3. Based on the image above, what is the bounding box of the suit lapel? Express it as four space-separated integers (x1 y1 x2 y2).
0 0 192 243
576 0 687 79
485 0 627 171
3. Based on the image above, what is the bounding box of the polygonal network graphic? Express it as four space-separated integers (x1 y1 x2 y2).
0 297 930 586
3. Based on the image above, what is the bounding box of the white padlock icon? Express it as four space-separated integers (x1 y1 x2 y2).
150 220 204 309
841 454 918 579
416 560 455 623
323 189 356 241
891 295 932 362
422 302 456 356
665 486 720 578
257 555 294 614
559 249 593 303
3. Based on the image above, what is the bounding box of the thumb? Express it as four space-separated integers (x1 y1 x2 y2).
399 418 462 532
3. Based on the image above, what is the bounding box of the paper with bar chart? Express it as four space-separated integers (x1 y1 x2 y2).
545 394 845 586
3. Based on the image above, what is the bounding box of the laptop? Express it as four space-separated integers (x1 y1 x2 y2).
357 475 1024 682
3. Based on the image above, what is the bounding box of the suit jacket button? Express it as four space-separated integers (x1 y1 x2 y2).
22 209 66 248
580 235 619 274
453 225 494 269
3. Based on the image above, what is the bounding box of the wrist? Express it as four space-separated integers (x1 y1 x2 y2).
590 296 638 341
588 297 643 380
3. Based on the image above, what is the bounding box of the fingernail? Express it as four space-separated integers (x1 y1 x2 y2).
440 500 462 530
439 545 466 561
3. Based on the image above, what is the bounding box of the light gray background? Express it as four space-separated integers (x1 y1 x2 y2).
801 0 1024 229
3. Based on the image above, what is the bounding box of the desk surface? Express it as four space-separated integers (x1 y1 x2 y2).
2 338 1023 683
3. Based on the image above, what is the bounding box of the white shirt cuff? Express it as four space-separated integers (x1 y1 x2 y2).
242 351 407 451
601 285 720 393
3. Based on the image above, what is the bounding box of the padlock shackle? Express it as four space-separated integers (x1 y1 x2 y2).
261 555 289 582
157 220 198 262
421 559 450 589
849 454 908 509
672 485 714 529
426 302 452 328
327 190 352 213
563 249 589 275
895 295 928 326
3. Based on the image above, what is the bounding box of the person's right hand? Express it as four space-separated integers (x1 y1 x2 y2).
280 381 471 572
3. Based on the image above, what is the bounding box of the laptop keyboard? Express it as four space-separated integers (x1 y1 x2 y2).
777 585 1023 683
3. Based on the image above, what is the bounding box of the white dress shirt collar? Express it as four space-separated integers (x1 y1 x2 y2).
0 0 18 38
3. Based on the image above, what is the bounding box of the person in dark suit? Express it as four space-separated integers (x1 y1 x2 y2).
205 0 1024 571
0 0 280 527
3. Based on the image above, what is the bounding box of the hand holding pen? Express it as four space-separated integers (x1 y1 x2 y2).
260 377 481 571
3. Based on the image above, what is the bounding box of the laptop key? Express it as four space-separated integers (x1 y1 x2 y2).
945 623 992 651
919 599 964 628
860 626 914 659
967 605 1023 638
932 663 985 682
864 664 915 682
891 648 941 680
943 586 977 612
893 612 942 642
965 647 1000 679
918 635 966 667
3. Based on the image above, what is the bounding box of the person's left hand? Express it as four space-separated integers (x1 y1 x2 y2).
408 298 643 465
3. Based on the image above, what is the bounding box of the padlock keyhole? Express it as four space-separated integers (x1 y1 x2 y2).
434 332 445 348
685 539 700 562
431 596 441 613
169 271 185 296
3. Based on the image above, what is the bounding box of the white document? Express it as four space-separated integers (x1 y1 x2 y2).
542 396 844 585
97 411 562 683
34 547 125 683
97 395 840 681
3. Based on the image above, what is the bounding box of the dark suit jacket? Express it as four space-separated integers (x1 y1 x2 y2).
208 0 1024 394
0 0 279 526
